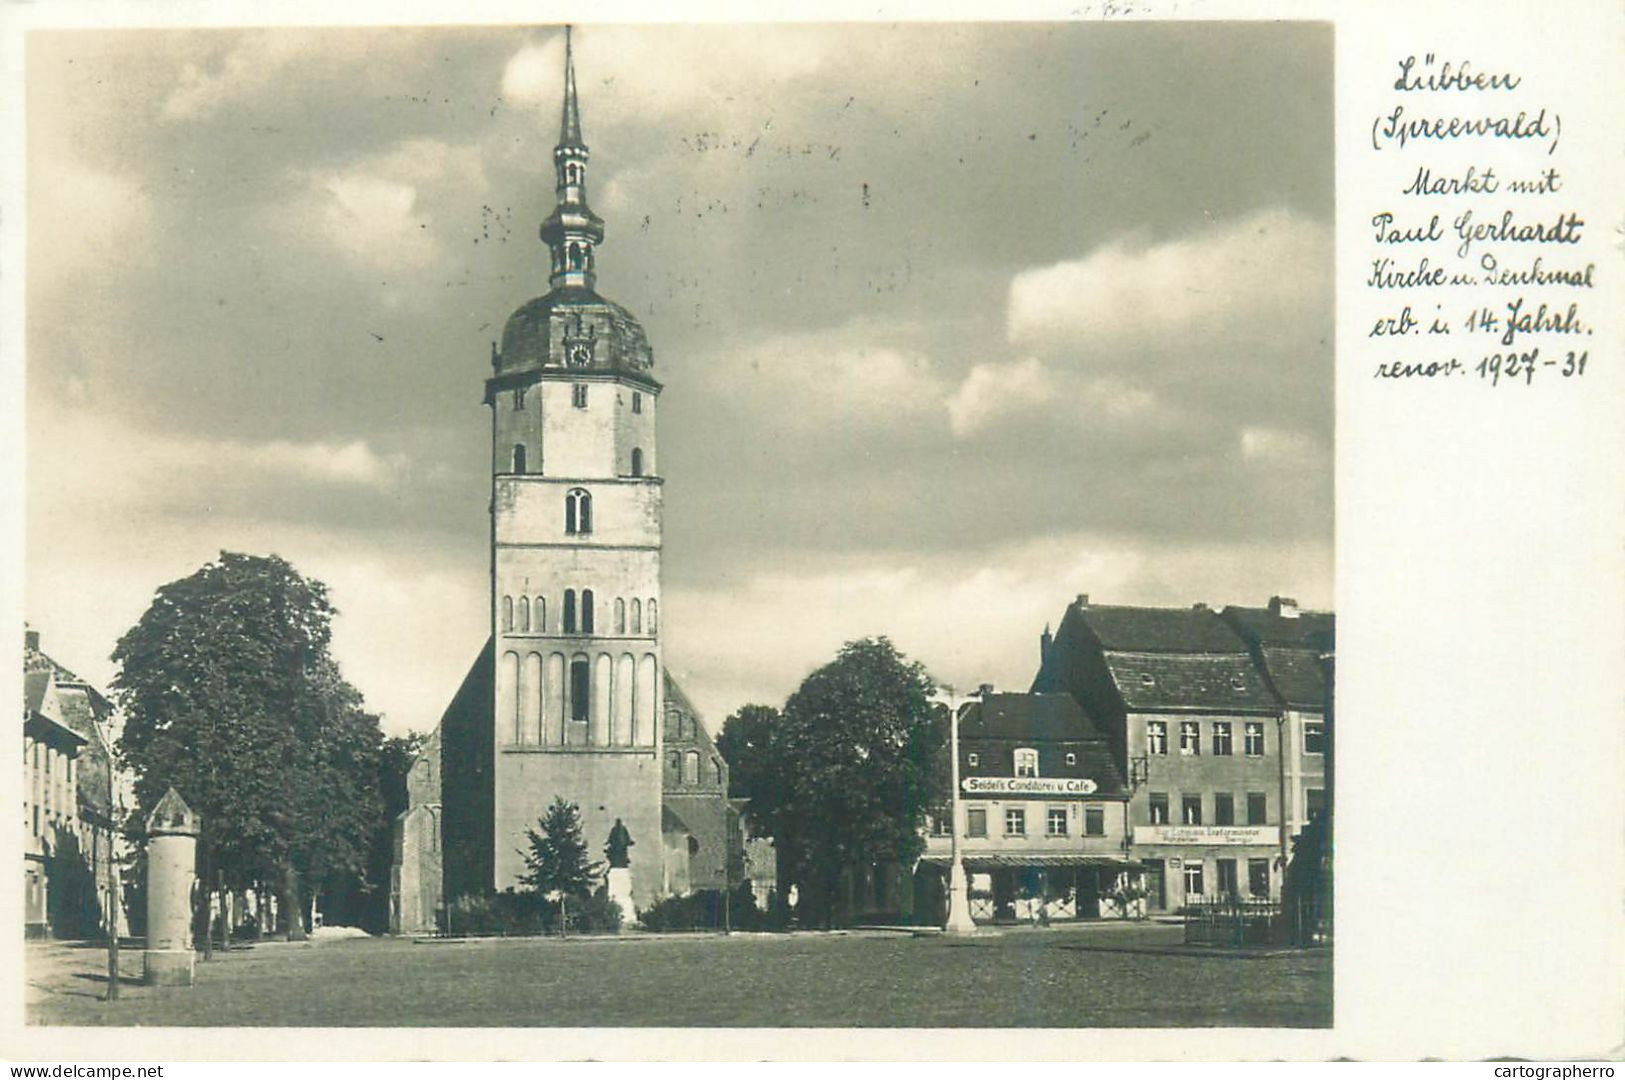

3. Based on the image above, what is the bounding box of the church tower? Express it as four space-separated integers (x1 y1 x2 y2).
483 28 665 909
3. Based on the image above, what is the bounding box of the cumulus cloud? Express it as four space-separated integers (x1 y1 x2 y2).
1008 207 1327 354
27 159 153 296
946 357 1055 439
162 32 314 122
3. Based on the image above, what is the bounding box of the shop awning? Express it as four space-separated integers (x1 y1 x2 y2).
919 853 1142 870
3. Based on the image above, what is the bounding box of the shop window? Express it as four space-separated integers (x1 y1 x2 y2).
1046 807 1067 836
1214 793 1235 826
572 384 588 409
1247 792 1268 825
967 808 987 838
1179 721 1200 755
1085 806 1105 836
1181 794 1202 825
1245 721 1265 756
1004 808 1026 836
1248 858 1271 897
1148 792 1169 825
1183 862 1204 897
1216 858 1239 898
1013 748 1038 778
1303 720 1326 754
1212 721 1233 756
1146 721 1167 756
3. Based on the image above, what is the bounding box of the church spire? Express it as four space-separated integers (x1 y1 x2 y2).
559 25 584 149
540 24 604 292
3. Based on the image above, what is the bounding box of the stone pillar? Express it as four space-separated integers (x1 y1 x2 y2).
144 787 200 987
606 866 634 920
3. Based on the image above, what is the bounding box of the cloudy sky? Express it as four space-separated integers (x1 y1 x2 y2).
24 21 1332 736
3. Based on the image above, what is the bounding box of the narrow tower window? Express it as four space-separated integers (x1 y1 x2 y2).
564 589 577 634
565 488 592 535
514 387 526 410
501 595 514 633
630 448 643 477
517 595 530 633
647 598 657 634
534 596 546 634
572 384 588 408
581 589 595 634
615 598 626 634
632 392 642 414
570 659 590 724
512 444 527 474
631 598 642 635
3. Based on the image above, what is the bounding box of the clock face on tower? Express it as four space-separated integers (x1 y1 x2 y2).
568 343 592 367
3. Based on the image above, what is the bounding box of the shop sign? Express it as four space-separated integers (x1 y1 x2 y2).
961 776 1098 797
1134 825 1279 846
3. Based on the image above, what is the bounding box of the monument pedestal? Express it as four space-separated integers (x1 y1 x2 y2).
607 866 634 922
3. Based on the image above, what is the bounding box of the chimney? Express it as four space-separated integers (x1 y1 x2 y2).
1269 596 1300 619
1074 593 1089 608
1192 602 1209 612
24 627 40 652
1040 623 1053 667
978 683 995 698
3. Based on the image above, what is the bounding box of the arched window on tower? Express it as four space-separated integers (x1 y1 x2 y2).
647 599 658 635
501 595 513 633
512 444 527 475
614 598 626 635
581 589 595 635
630 448 644 477
564 590 577 634
568 243 584 270
534 596 546 634
631 598 642 635
517 596 530 633
565 488 592 535
683 750 700 786
570 658 590 725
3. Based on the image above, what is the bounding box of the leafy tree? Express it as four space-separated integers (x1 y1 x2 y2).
518 797 602 902
755 637 945 927
716 704 783 806
112 552 382 942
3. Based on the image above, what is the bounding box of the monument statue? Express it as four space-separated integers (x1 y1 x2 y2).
605 818 634 869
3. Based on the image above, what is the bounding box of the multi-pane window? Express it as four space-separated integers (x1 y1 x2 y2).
1212 722 1233 756
1183 862 1204 897
1181 794 1203 825
967 808 988 838
1179 721 1200 755
930 814 951 837
1014 748 1039 778
1004 808 1026 836
1306 788 1327 821
1303 720 1326 754
1247 792 1268 825
1046 807 1067 836
572 384 588 408
1216 858 1239 897
1146 721 1167 756
1245 721 1265 756
1084 806 1105 836
1149 792 1169 825
1248 858 1271 897
1214 793 1235 826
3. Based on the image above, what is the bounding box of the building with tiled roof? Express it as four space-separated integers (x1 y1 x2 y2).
918 690 1142 923
1221 596 1335 846
1033 595 1324 912
23 628 131 939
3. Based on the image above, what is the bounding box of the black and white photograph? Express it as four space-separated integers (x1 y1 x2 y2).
5 0 1621 1063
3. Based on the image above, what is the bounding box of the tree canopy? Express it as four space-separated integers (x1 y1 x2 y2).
518 796 602 901
111 552 383 938
721 637 946 925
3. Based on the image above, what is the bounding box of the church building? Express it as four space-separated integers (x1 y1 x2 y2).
391 30 734 934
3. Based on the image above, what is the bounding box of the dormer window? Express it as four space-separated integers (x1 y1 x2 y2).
967 752 979 768
1014 748 1039 778
1065 752 1077 766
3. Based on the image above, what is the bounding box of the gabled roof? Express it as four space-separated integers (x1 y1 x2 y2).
961 692 1102 742
1221 605 1336 650
1076 604 1251 653
1102 652 1278 713
1220 606 1335 710
23 670 52 716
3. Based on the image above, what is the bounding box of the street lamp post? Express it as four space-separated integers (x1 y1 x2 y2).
943 688 975 935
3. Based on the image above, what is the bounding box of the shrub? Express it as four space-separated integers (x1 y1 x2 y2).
557 891 622 935
639 884 786 932
443 890 544 936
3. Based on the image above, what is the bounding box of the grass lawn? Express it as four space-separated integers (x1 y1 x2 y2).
28 923 1330 1028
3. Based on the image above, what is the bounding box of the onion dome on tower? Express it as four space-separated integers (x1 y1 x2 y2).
490 26 655 391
